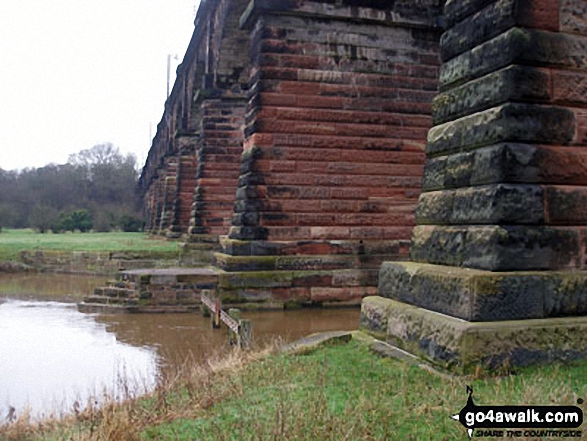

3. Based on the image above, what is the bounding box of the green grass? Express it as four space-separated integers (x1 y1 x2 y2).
139 339 586 440
3 334 587 440
0 229 179 261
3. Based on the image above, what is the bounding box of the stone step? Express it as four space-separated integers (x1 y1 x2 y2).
213 252 389 272
84 296 139 306
105 280 138 289
93 287 137 298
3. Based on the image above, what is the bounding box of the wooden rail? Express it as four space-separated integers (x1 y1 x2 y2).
200 291 251 348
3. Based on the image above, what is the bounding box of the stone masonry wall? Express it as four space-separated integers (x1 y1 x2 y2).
140 0 445 306
211 0 443 305
411 0 587 272
361 0 587 372
188 97 247 238
167 136 198 237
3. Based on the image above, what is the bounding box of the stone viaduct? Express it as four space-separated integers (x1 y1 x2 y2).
140 0 587 370
140 0 443 305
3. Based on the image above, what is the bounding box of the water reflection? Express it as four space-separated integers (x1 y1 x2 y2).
0 300 157 420
95 308 361 370
0 273 107 302
0 273 361 420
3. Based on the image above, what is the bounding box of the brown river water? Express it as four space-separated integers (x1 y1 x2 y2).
0 273 360 420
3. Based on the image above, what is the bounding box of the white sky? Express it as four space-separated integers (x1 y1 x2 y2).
0 0 200 171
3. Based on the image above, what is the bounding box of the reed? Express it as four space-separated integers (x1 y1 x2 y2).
1 336 586 440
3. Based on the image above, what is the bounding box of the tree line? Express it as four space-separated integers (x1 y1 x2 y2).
0 143 144 233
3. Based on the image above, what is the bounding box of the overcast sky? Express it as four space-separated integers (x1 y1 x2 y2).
0 0 199 171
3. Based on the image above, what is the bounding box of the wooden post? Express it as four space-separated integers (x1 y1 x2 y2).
228 308 241 345
201 289 211 317
238 318 252 349
228 308 252 349
212 294 221 329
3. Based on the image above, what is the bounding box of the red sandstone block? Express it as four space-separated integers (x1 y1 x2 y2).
301 68 434 90
573 109 587 146
338 150 421 165
257 107 432 128
532 146 587 185
201 194 238 204
199 186 239 195
257 160 296 172
200 172 239 181
552 71 587 106
271 287 311 302
310 286 377 302
203 155 241 164
317 214 342 226
202 161 240 170
357 200 394 213
258 39 312 55
320 200 360 213
280 200 322 212
298 187 330 199
320 82 436 101
360 213 415 226
330 188 369 199
196 178 227 187
545 185 587 224
312 175 347 186
281 148 343 162
201 129 243 139
259 119 429 139
310 227 351 240
295 161 330 173
350 226 413 240
332 270 368 287
518 0 560 31
267 227 312 240
296 95 344 109
327 163 424 176
368 189 419 201
268 53 332 70
295 242 332 255
261 213 297 226
330 175 420 188
248 133 275 147
265 174 315 186
260 93 298 107
274 133 396 150
267 185 299 199
292 273 333 287
278 81 322 95
297 214 318 226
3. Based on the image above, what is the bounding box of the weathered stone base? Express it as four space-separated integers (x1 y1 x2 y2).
178 236 219 266
379 262 587 321
18 250 187 276
211 236 409 307
80 268 219 312
361 296 587 374
217 268 379 308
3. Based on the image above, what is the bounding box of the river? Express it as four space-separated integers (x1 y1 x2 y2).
0 273 360 420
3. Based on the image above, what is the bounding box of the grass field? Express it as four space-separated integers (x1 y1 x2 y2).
3 333 586 440
0 229 180 261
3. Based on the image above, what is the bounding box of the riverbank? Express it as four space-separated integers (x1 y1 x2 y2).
2 331 586 440
0 229 179 261
0 229 186 275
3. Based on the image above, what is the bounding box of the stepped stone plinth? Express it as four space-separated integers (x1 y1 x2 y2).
360 0 587 373
79 268 219 313
211 0 443 305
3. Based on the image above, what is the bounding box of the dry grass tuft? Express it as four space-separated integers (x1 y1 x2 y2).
0 339 281 440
